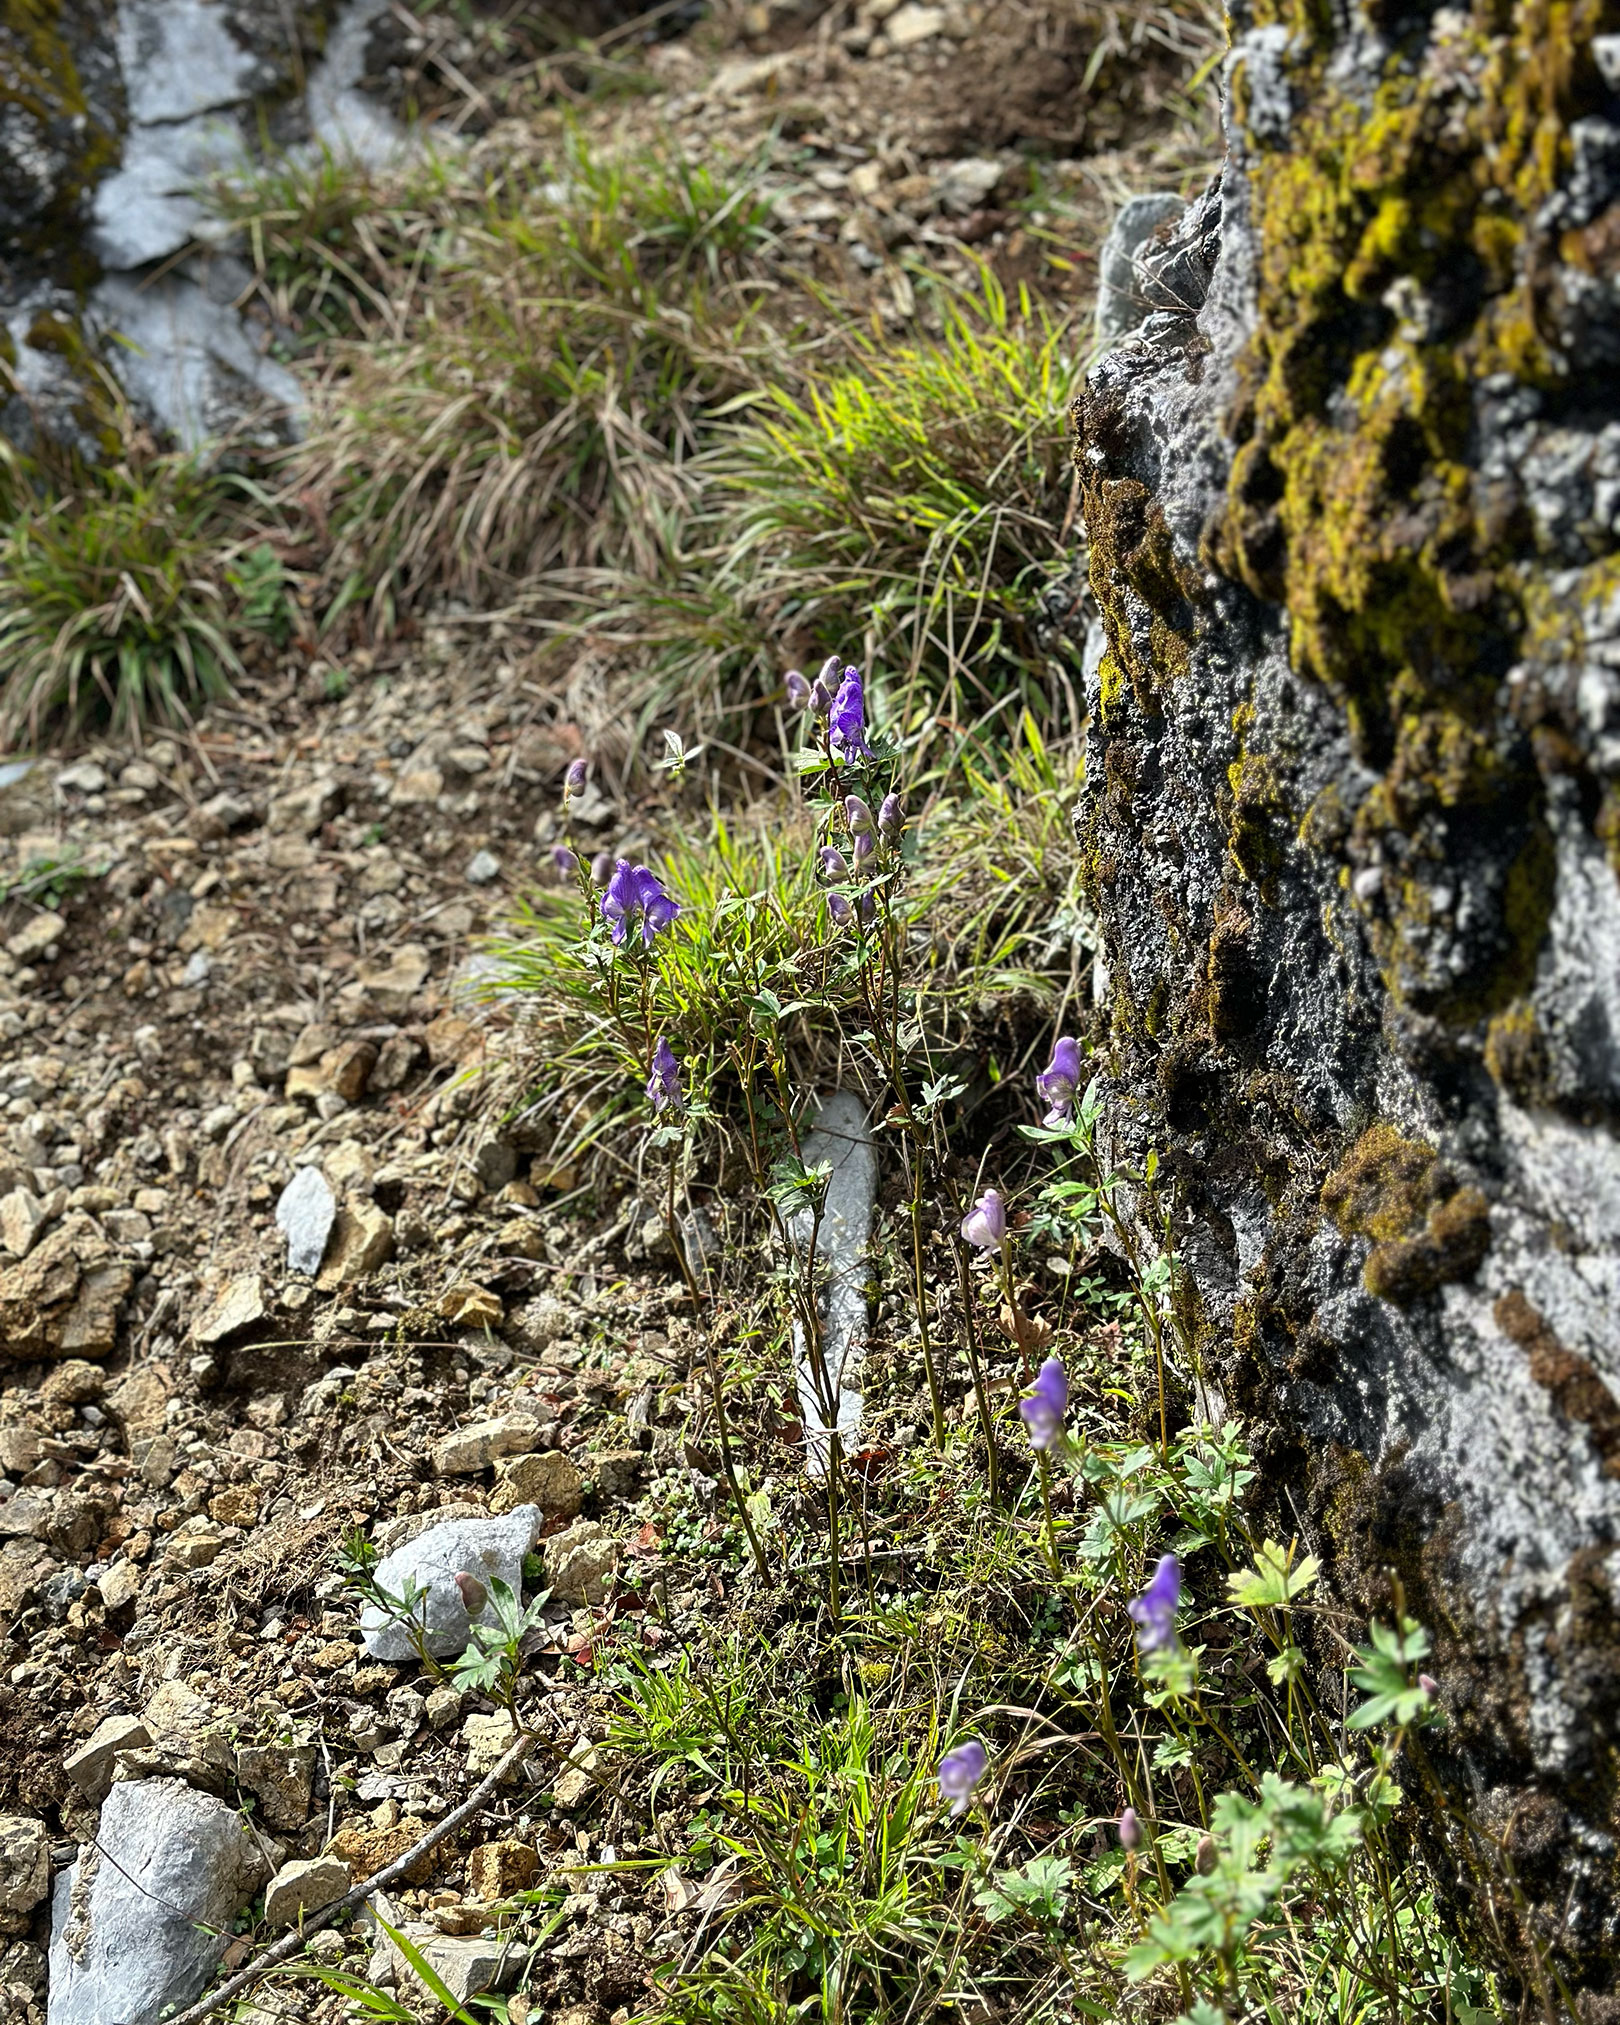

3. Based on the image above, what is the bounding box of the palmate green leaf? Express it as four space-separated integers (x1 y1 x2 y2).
1227 1539 1321 1612
1347 1617 1435 1730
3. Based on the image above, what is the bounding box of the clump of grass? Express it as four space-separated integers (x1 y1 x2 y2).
210 145 467 345
298 127 787 625
0 439 288 743
707 269 1082 715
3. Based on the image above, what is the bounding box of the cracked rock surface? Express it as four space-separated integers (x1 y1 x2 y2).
1076 1 1620 1989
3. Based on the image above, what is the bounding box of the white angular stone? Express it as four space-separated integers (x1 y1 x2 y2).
276 1165 337 1278
360 1506 541 1661
786 1091 876 1477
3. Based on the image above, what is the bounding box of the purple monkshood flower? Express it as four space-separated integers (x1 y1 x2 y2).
601 859 681 949
1019 1357 1069 1450
1128 1554 1183 1654
550 845 577 881
937 1740 987 1816
647 1036 682 1113
845 793 875 835
563 757 588 799
827 890 853 925
590 852 613 887
853 828 876 866
819 844 850 882
878 791 904 842
785 669 811 709
829 666 875 761
1118 1806 1140 1850
961 1187 1006 1250
1036 1034 1084 1128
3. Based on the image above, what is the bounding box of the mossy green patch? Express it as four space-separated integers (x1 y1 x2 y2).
1214 0 1608 1023
1321 1123 1491 1304
0 0 124 263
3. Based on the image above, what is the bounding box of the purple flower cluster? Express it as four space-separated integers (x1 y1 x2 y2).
601 858 680 949
1035 1035 1083 1128
1128 1554 1182 1654
782 655 876 761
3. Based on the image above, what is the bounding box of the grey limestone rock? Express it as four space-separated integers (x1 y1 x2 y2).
359 1504 541 1660
47 1778 270 2025
1075 3 1620 1992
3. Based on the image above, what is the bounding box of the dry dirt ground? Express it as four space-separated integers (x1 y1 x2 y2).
0 3 1218 2018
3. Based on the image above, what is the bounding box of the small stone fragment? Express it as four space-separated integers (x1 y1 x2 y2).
491 1450 581 1520
437 1280 502 1331
465 850 501 885
277 1166 337 1276
0 1189 45 1259
327 1814 433 1885
542 1519 618 1606
551 1745 600 1812
0 1815 49 1918
64 1714 153 1802
317 1202 395 1290
5 911 65 961
431 1413 546 1476
465 1839 538 1902
96 1561 140 1612
264 1855 350 1930
461 1710 523 1776
194 1274 266 1345
236 1743 316 1831
353 944 431 1016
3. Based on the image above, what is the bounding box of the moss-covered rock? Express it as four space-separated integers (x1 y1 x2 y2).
1075 0 1620 1995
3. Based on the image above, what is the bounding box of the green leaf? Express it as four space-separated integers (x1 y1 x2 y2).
1227 1539 1321 1611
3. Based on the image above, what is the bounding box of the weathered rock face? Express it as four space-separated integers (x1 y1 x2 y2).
1077 0 1620 1994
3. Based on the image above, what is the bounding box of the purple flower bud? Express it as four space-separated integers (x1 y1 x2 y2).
1128 1554 1183 1654
785 669 811 709
845 793 875 835
563 757 588 798
818 653 842 686
853 828 876 866
827 890 853 925
878 791 904 842
647 1035 683 1113
809 676 835 714
937 1740 987 1816
960 1187 1006 1250
550 844 578 881
454 1571 488 1616
829 667 874 761
1418 1673 1439 1695
1195 1833 1217 1875
1019 1356 1069 1450
818 845 850 882
1036 1034 1084 1128
590 852 613 887
1118 1806 1140 1850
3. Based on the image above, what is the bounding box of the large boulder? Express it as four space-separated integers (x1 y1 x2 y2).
1076 2 1620 1998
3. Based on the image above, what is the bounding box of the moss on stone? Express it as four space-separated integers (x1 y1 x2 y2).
0 0 124 260
1322 1123 1491 1303
1214 0 1608 1023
